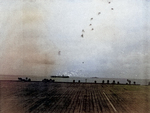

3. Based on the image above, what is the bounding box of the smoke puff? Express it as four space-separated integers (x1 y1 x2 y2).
0 1 57 77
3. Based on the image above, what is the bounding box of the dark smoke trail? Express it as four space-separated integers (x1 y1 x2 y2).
0 1 58 78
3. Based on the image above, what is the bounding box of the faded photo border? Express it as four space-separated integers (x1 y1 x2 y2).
0 0 150 113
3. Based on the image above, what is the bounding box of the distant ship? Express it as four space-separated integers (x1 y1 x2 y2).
51 75 69 78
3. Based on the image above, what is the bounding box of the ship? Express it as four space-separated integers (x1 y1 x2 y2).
51 75 69 78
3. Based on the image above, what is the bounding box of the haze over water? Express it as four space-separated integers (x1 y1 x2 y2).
0 0 150 80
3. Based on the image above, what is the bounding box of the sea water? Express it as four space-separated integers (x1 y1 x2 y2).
50 76 150 85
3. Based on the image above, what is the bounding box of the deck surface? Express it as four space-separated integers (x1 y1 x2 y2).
0 81 150 113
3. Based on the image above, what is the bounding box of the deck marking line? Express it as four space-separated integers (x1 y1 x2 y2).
103 92 117 112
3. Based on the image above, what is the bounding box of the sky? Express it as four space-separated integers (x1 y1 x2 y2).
0 0 150 80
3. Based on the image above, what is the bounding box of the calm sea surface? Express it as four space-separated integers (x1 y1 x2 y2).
50 77 150 85
0 75 149 85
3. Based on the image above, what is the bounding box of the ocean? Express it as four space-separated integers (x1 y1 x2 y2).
0 75 149 85
50 76 150 85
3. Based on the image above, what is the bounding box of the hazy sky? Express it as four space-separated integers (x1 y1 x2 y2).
0 0 150 79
